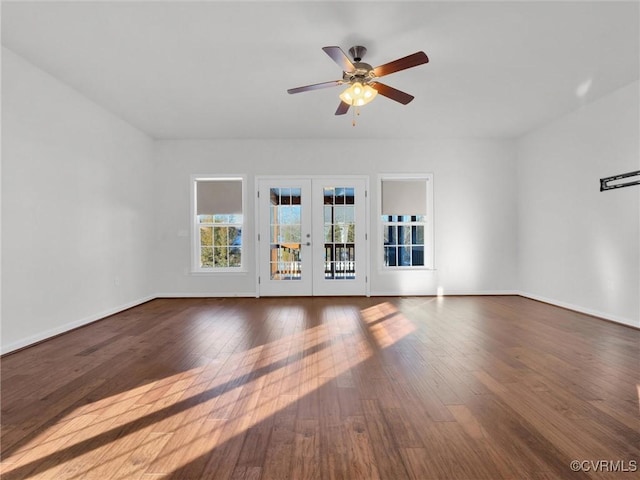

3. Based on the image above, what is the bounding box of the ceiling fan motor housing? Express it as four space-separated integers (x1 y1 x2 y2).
344 46 376 84
342 64 375 84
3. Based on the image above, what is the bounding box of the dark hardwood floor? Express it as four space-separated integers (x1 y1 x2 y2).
1 296 638 479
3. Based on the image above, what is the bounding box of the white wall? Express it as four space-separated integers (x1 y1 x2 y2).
1 48 156 353
153 138 518 297
517 81 640 327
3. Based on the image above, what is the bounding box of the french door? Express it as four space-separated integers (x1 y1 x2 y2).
257 177 368 296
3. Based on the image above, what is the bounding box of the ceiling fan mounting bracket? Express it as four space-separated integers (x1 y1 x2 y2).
348 45 367 62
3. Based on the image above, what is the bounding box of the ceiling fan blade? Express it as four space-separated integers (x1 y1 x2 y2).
322 46 355 72
287 80 342 94
335 101 350 116
373 51 429 78
371 82 415 105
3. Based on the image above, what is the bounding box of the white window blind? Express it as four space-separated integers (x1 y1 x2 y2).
196 179 243 215
381 179 427 215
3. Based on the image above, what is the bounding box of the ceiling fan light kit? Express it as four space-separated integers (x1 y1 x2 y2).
339 82 378 107
287 45 429 125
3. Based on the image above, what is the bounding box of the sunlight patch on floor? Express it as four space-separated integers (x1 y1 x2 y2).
360 301 416 348
2 302 416 479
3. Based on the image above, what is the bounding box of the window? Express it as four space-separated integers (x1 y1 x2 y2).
380 176 433 269
193 177 244 271
382 215 426 267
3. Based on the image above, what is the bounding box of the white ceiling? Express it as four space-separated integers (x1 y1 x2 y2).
2 1 638 140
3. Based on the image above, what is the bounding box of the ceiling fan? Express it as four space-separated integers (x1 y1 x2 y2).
287 45 429 116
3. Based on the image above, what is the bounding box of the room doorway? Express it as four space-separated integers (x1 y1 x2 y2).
257 177 368 296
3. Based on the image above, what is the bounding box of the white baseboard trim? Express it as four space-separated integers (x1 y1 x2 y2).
1 295 156 355
369 290 518 297
155 292 257 298
516 291 638 329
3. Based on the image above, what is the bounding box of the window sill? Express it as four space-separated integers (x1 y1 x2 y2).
190 269 249 275
379 267 437 273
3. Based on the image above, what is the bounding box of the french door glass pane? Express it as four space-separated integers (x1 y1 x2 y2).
269 187 302 280
323 187 356 279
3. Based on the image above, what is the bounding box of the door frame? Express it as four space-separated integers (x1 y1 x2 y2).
255 175 370 297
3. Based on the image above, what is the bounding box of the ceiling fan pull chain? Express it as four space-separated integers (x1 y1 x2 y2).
352 101 356 126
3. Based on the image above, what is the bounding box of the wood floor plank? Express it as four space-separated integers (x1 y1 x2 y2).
290 418 321 480
361 400 412 480
400 447 441 480
260 413 296 480
110 431 173 480
1 296 638 479
343 415 381 480
320 423 348 480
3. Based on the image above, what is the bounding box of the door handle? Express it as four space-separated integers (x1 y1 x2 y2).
306 242 311 246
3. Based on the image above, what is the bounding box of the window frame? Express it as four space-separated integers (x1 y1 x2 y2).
378 174 434 271
191 175 247 274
